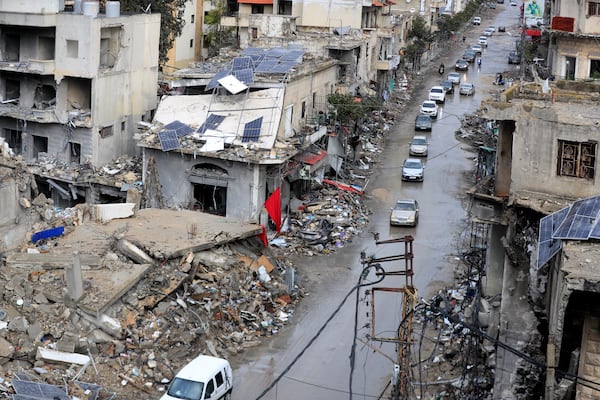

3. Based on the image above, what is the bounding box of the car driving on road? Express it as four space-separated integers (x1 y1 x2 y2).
455 59 469 71
390 199 420 227
441 79 454 94
428 86 446 103
402 158 425 182
459 82 475 96
415 114 433 131
409 135 429 156
420 100 439 118
508 50 521 64
447 72 461 85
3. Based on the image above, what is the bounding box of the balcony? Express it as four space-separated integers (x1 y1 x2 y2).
0 59 55 75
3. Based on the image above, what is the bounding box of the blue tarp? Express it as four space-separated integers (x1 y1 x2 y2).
31 226 64 243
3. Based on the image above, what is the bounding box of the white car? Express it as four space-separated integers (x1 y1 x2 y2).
420 100 439 118
479 36 488 47
428 86 446 103
409 135 429 156
483 28 494 36
390 199 420 226
447 72 461 85
471 44 483 54
473 16 481 25
401 158 425 182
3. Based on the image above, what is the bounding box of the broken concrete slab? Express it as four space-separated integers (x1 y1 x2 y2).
5 253 102 269
93 203 136 222
36 347 90 366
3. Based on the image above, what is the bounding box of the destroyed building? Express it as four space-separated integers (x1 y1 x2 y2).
0 2 160 208
472 77 600 399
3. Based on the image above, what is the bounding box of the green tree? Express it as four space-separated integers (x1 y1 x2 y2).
204 0 237 57
406 16 433 71
120 0 190 66
327 93 381 124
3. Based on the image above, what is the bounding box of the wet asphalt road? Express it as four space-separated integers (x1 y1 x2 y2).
230 4 522 399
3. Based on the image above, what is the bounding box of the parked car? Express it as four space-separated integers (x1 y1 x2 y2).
498 26 506 32
479 36 488 46
508 50 521 64
488 25 496 32
160 355 233 400
409 135 429 156
447 72 461 85
401 158 425 182
483 28 494 36
471 44 483 54
440 79 454 94
473 16 481 25
462 50 477 63
420 100 439 118
428 85 446 103
455 59 469 71
459 82 475 96
415 114 433 131
510 0 517 5
390 199 420 227
489 2 496 8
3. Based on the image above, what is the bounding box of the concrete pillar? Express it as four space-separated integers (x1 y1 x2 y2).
482 224 506 297
65 251 84 302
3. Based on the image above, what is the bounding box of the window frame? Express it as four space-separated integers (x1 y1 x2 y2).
557 139 596 179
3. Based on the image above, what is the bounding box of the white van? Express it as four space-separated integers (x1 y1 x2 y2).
160 355 233 400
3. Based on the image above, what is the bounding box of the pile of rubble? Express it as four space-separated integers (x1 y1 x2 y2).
455 112 497 149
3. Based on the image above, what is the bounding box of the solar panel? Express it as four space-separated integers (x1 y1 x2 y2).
232 56 253 71
206 69 231 91
249 53 265 67
233 68 254 85
255 59 278 73
163 120 194 137
241 47 265 55
272 61 296 73
553 196 600 239
198 114 226 134
158 130 180 151
12 380 69 400
242 117 263 142
266 47 287 59
537 206 569 269
281 49 305 61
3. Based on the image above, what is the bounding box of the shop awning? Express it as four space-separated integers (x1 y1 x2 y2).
525 29 542 36
296 148 327 166
373 0 383 6
386 0 397 4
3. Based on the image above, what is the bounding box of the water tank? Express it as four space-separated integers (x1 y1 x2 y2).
106 1 121 18
74 0 83 13
82 1 99 17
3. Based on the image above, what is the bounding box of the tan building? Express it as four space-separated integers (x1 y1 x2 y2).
164 0 204 73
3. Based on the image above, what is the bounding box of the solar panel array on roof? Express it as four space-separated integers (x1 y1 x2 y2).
198 114 226 134
537 206 569 269
241 47 264 55
162 120 194 137
232 56 253 71
255 59 278 73
206 69 231 91
249 53 265 67
233 68 254 85
242 117 263 142
158 130 180 151
282 49 305 61
266 47 287 58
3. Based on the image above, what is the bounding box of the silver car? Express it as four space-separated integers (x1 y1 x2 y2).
390 199 420 227
459 82 475 96
401 158 425 181
447 72 461 85
409 135 429 156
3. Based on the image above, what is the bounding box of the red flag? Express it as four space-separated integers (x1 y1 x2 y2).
264 188 281 232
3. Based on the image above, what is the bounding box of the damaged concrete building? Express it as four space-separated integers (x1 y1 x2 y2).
0 1 160 208
472 77 600 399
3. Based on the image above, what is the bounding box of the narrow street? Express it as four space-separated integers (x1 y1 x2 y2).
231 4 521 399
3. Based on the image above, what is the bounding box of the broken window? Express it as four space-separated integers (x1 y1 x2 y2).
66 39 79 58
251 28 258 39
69 142 81 164
251 4 264 13
557 140 596 179
38 36 55 60
5 79 20 104
4 34 20 61
2 128 22 155
590 59 600 79
100 125 114 138
32 135 48 159
33 84 56 109
301 100 306 119
100 27 121 68
190 163 228 216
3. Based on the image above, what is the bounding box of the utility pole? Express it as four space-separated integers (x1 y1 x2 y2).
361 235 416 399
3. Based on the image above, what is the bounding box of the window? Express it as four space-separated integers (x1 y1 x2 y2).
67 40 79 58
251 4 264 13
2 129 22 155
557 140 596 179
100 125 114 138
191 14 195 23
590 59 600 79
251 28 258 39
69 142 81 164
589 1 600 15
301 100 306 118
190 39 194 48
32 136 48 159
312 92 316 108
215 371 224 387
121 121 126 131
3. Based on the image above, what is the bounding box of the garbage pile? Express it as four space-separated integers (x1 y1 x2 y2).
455 112 497 149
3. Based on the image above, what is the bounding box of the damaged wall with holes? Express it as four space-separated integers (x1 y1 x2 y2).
0 165 38 250
142 148 283 224
481 87 600 203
